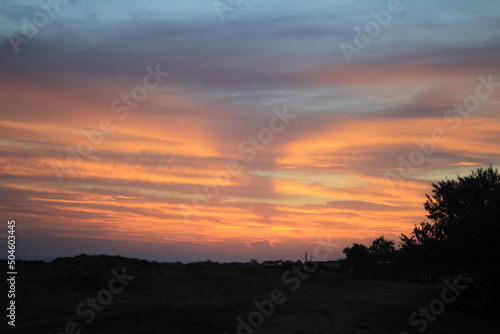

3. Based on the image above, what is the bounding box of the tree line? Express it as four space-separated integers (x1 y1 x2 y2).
342 166 500 282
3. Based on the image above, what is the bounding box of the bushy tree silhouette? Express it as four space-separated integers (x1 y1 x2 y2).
343 237 397 278
343 243 373 277
401 166 500 276
368 236 395 261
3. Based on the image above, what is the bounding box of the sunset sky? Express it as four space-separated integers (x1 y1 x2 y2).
1 0 500 262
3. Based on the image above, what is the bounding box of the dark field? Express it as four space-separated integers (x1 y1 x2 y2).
2 255 498 334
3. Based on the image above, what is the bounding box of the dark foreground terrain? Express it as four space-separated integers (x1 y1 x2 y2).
1 255 498 334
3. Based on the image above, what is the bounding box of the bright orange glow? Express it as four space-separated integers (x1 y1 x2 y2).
2 30 500 262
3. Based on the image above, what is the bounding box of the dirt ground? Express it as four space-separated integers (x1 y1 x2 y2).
2 257 498 333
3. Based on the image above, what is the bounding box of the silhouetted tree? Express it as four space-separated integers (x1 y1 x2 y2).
343 243 374 277
369 236 395 261
401 166 500 276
